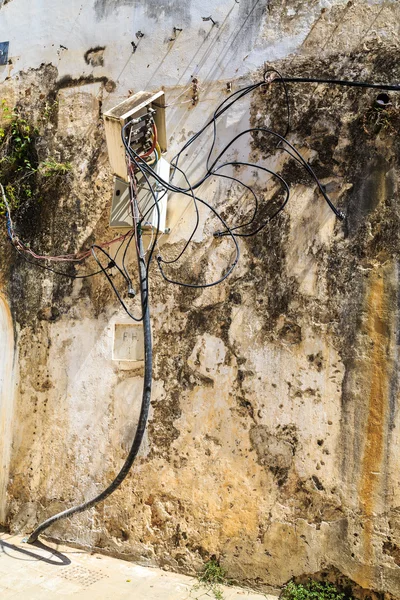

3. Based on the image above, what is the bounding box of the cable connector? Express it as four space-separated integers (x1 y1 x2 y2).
337 210 346 221
213 231 224 238
263 70 278 85
128 287 136 298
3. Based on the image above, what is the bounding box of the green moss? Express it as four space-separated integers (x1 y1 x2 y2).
0 101 39 213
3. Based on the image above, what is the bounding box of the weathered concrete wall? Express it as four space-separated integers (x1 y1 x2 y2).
1 0 400 597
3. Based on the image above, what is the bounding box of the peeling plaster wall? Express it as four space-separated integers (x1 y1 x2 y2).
1 0 400 597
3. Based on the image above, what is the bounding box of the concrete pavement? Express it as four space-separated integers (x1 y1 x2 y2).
0 533 277 599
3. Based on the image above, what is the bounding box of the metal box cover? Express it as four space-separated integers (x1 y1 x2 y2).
103 90 166 182
110 157 169 232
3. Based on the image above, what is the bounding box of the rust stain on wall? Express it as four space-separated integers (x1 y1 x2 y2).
358 273 389 570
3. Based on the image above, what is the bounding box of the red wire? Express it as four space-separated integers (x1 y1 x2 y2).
9 122 158 263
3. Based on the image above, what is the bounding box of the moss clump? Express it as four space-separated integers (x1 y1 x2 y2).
39 158 72 177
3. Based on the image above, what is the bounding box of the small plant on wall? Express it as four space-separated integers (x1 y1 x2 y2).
280 580 353 600
193 558 229 600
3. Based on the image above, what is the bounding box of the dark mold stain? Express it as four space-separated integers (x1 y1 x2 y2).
344 155 396 238
56 74 114 91
312 475 324 491
84 46 106 67
249 423 297 487
278 319 302 345
37 306 61 322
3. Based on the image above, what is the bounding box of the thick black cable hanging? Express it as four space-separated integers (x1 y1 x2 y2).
270 76 400 91
26 145 153 544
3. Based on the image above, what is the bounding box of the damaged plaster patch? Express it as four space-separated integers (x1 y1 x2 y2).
250 424 298 486
187 334 227 379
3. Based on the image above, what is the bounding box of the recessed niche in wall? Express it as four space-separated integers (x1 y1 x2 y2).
112 323 144 362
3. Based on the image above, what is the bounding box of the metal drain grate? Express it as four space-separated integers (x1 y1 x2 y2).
57 565 108 588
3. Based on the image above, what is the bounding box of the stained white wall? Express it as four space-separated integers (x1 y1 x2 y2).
0 0 363 103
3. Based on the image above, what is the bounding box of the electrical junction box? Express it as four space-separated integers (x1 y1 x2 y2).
103 90 167 182
113 322 144 361
110 156 170 233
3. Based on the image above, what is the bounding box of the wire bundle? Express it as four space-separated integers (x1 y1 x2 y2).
113 69 344 299
4 71 400 307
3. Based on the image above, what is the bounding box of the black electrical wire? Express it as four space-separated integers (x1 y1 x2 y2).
208 127 344 219
122 77 341 283
212 161 290 237
122 123 241 288
117 71 389 282
272 75 400 92
122 126 162 284
91 244 144 322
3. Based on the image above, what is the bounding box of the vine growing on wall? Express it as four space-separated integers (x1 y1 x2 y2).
0 101 39 213
0 100 71 215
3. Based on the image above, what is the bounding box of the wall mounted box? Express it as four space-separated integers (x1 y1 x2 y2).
109 157 170 233
113 322 144 361
103 90 167 182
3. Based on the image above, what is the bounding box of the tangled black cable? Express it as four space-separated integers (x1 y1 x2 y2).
104 68 400 302
90 68 400 315
116 71 341 295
